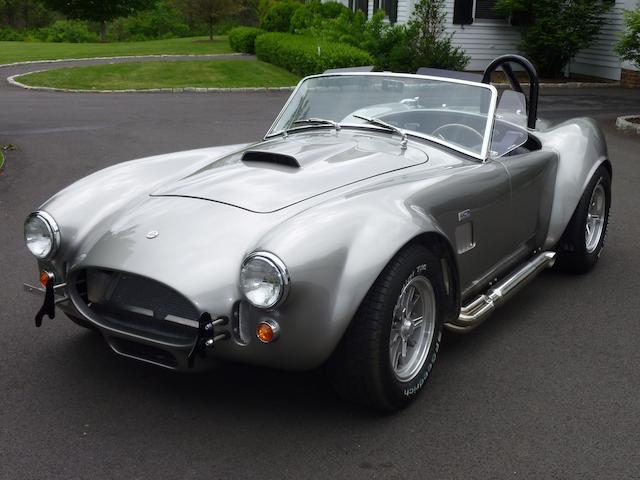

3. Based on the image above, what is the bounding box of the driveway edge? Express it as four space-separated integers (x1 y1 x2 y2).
7 71 296 93
616 115 640 134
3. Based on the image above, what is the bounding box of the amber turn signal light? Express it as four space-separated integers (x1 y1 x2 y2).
256 319 280 343
40 270 54 287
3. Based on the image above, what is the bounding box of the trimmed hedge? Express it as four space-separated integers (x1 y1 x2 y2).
255 32 372 77
260 1 303 32
228 27 265 54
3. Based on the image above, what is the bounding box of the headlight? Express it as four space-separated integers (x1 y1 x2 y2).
240 252 290 309
24 211 60 259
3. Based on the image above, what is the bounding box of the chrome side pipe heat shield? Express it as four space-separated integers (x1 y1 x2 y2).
446 251 556 333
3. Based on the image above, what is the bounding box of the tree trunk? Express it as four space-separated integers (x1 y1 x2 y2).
100 20 107 42
208 16 213 41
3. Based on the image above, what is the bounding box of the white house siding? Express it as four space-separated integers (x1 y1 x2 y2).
568 0 625 80
396 0 415 22
442 0 521 71
326 0 634 79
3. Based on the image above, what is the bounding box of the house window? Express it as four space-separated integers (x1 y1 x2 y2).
373 0 398 23
474 0 505 20
453 0 505 24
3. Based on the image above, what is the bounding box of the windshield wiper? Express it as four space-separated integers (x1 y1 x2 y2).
289 118 341 132
353 114 408 150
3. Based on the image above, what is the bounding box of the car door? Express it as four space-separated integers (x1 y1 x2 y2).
495 151 558 252
427 158 514 300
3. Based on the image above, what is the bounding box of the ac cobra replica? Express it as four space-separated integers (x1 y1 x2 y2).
24 55 611 410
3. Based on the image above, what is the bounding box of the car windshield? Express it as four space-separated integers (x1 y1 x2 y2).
267 73 497 160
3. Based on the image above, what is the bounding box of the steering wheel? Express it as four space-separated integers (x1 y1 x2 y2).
432 123 484 146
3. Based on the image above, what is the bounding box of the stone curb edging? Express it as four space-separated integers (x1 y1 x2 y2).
616 115 640 134
493 81 620 89
2 54 621 93
0 52 244 69
4 54 296 93
7 71 295 93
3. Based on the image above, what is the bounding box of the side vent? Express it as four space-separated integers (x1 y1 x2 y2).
242 150 301 168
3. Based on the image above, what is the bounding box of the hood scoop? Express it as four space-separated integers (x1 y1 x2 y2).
242 150 300 168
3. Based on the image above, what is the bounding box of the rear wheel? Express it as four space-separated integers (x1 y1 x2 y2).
327 245 445 411
557 165 611 273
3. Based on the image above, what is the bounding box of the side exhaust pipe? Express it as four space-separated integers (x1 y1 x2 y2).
445 251 556 333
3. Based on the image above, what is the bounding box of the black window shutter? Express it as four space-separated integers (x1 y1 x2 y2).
389 0 398 23
453 0 474 25
355 0 368 16
349 0 354 9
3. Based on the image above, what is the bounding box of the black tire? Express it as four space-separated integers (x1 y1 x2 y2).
327 245 445 411
557 165 611 274
67 313 98 331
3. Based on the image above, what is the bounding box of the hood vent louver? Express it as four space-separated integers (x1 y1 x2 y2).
242 150 300 168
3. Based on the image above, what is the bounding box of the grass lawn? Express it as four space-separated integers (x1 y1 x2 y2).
17 60 300 90
0 36 231 65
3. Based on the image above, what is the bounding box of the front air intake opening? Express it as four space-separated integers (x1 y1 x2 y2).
73 268 200 345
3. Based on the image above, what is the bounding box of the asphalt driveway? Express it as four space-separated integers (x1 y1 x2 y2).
1 75 640 479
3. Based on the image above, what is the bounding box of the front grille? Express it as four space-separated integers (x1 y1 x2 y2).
74 268 199 345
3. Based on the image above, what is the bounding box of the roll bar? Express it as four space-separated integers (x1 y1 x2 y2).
482 55 539 129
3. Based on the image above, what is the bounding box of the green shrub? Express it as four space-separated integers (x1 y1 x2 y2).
495 0 613 77
260 1 302 32
360 11 409 71
211 19 241 35
402 0 469 72
229 26 265 54
255 32 372 76
615 8 640 69
318 10 367 46
108 1 189 42
289 6 319 32
289 0 352 33
0 27 26 41
37 20 99 43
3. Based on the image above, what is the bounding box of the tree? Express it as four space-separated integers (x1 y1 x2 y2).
404 0 469 71
495 0 613 78
615 8 640 69
41 0 148 41
173 0 239 40
1 0 53 29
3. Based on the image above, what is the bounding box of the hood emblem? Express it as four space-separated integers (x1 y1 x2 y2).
146 230 159 239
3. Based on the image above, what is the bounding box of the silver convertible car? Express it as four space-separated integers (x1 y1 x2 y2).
24 55 611 410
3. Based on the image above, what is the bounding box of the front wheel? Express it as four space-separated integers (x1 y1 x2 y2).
327 245 445 411
557 165 611 273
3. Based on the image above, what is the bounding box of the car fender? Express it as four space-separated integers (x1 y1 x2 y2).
536 118 611 249
255 187 454 367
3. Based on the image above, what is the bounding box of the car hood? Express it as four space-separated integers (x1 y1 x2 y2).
151 131 428 213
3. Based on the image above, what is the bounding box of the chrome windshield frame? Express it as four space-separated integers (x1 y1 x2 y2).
264 72 498 162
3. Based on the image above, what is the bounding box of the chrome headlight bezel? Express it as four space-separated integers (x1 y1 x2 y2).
24 211 60 260
240 251 290 310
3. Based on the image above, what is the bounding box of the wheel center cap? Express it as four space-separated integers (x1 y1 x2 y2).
400 319 413 339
